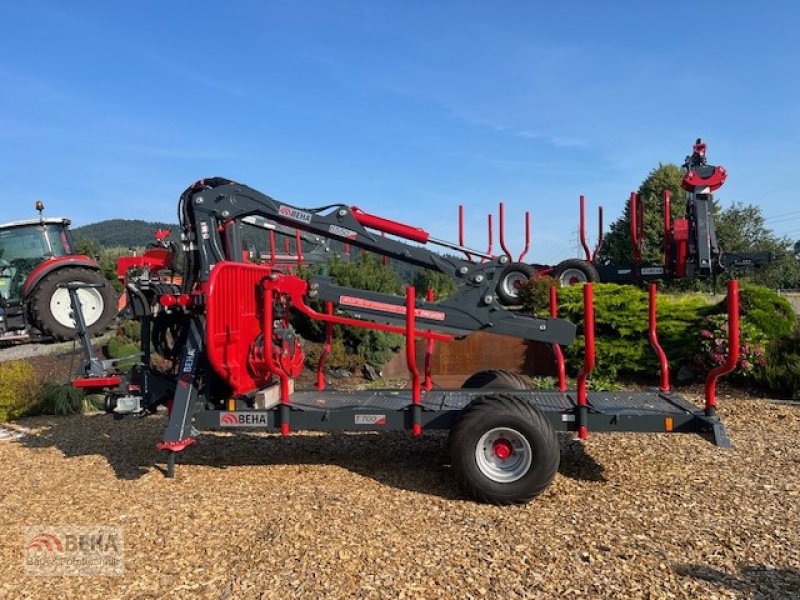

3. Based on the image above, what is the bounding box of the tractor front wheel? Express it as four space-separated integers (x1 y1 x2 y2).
29 267 117 341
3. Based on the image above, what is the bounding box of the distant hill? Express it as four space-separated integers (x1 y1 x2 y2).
72 219 176 247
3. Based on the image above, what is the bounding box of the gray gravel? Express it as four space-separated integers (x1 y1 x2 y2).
0 394 798 599
0 332 112 363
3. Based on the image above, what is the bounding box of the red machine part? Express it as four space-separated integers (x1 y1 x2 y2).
206 262 274 395
350 206 430 244
22 255 100 297
206 262 452 397
116 247 174 280
72 376 122 390
682 165 727 192
672 219 689 277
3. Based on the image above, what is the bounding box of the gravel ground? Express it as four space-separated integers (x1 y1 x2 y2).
0 393 798 599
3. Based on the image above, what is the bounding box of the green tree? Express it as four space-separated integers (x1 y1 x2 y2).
411 268 457 300
600 163 687 264
714 202 800 289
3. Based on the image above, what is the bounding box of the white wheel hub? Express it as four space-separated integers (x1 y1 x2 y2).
559 268 588 286
475 427 532 483
500 271 529 299
49 285 105 329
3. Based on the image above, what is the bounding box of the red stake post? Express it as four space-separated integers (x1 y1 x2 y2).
704 280 740 416
663 190 672 269
576 284 595 440
315 302 335 390
550 287 567 392
630 192 641 264
424 288 435 391
405 286 422 436
591 206 604 262
579 195 591 261
648 284 670 392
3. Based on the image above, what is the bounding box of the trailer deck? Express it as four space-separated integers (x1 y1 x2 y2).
193 387 730 447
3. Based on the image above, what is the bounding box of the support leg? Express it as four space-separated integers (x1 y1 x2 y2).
156 316 204 475
166 452 177 478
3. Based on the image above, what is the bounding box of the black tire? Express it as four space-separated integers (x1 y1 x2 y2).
449 393 559 504
29 267 117 341
553 259 600 287
461 369 528 391
495 262 536 306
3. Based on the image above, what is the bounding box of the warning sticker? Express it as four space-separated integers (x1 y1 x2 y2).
328 224 358 239
339 295 446 321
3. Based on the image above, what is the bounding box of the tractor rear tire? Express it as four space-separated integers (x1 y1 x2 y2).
461 369 528 391
29 267 117 341
553 259 600 287
449 393 559 504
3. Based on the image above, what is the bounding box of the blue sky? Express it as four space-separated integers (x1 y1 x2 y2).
1 1 799 263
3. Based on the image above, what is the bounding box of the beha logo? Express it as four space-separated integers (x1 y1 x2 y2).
219 412 271 427
26 533 63 553
220 413 238 425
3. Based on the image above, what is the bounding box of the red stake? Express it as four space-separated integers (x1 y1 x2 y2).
550 287 567 392
704 280 740 416
518 211 531 262
576 284 595 440
499 202 512 259
424 288 435 391
458 205 472 261
663 190 672 269
591 206 604 263
630 192 641 264
579 195 591 261
648 284 670 392
405 287 422 437
316 302 334 390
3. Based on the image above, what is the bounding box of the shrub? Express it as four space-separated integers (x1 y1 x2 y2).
296 254 404 368
695 315 767 381
304 338 366 372
120 319 142 342
758 330 800 400
738 285 796 340
518 275 559 315
0 361 40 422
106 337 141 370
541 283 712 380
33 382 104 416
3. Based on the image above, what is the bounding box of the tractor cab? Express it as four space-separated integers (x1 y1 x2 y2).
0 218 74 303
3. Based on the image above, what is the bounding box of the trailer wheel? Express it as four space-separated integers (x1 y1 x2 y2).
449 393 559 504
495 263 536 306
461 369 528 391
29 268 117 341
553 259 599 287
